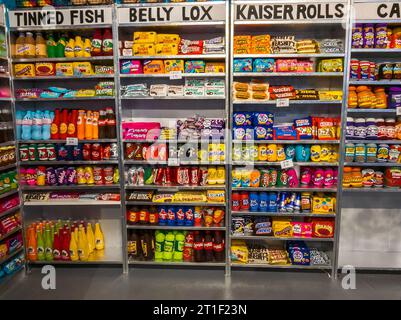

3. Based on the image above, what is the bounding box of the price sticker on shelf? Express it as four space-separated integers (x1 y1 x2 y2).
276 98 290 107
66 137 78 146
280 159 294 169
168 158 180 167
397 107 401 116
169 71 183 80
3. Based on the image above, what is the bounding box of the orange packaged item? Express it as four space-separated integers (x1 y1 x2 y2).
250 169 261 188
35 63 56 76
85 110 93 140
276 59 298 72
312 219 334 238
143 60 165 74
348 86 358 108
77 110 86 140
234 35 252 47
234 46 250 55
155 43 179 56
133 43 156 56
315 117 336 140
14 64 35 77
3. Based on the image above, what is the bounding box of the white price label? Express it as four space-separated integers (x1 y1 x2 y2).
169 71 182 80
276 98 290 107
280 159 294 169
168 158 180 167
66 137 78 146
397 107 401 116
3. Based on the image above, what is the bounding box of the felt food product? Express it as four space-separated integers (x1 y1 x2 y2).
231 240 249 263
133 43 156 56
312 196 335 214
35 63 55 76
234 35 251 47
234 59 252 72
143 60 165 74
157 34 180 44
133 31 157 44
312 220 335 238
319 90 343 101
207 190 225 203
205 62 225 73
268 248 289 265
253 59 274 73
291 222 312 238
234 82 249 92
173 191 207 203
155 43 179 56
316 118 336 140
164 60 184 73
272 220 292 238
184 60 205 73
294 117 313 140
73 62 93 76
318 58 343 72
275 59 298 73
348 86 358 108
120 60 142 74
55 63 74 76
14 64 35 77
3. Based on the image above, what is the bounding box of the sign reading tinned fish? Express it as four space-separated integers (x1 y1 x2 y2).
9 7 112 28
354 2 401 20
235 2 346 21
117 3 226 23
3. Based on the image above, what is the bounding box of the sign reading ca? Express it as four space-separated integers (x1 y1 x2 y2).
354 2 401 20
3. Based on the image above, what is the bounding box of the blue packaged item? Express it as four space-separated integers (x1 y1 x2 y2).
268 192 278 212
49 87 70 93
184 206 195 226
167 207 176 226
253 58 275 72
158 206 168 226
65 145 74 161
73 144 83 161
62 91 78 98
294 117 313 140
3 254 24 275
289 247 311 265
252 112 274 126
249 192 259 212
233 112 252 126
274 126 297 140
176 207 185 226
259 192 268 212
278 192 288 212
234 58 253 72
294 193 301 212
233 126 253 141
254 126 273 140
40 91 61 99
285 145 296 160
295 145 311 162
57 144 68 160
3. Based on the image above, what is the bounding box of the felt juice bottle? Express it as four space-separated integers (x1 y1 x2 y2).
53 232 61 261
154 231 165 261
27 226 37 261
59 109 68 140
163 232 175 262
56 33 67 58
35 32 47 58
15 32 26 58
64 38 75 58
36 227 45 261
44 225 53 261
42 110 51 140
102 29 113 56
83 38 91 57
51 109 60 139
91 29 102 56
85 110 93 140
21 110 33 140
94 222 104 250
61 229 71 261
46 33 56 58
86 223 95 254
77 226 89 261
92 111 99 140
77 110 86 140
69 231 79 261
25 32 36 58
74 36 84 58
67 109 78 138
31 110 43 140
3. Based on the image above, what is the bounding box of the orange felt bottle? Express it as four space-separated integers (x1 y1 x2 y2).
59 109 68 140
27 226 37 261
77 110 86 140
85 110 93 140
51 109 60 140
92 111 99 140
67 109 78 138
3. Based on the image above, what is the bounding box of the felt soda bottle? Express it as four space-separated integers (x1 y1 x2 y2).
173 231 185 262
44 225 53 261
67 109 78 138
46 33 57 58
21 111 33 140
27 226 37 261
203 231 214 262
59 109 68 140
92 111 99 140
25 32 36 58
94 222 104 250
42 110 52 140
74 36 84 58
154 230 165 261
86 223 95 255
91 29 102 56
77 226 89 261
36 227 45 261
77 110 86 140
35 32 47 58
31 110 43 140
83 38 91 57
183 232 194 262
163 232 175 261
69 230 79 261
53 232 61 261
64 38 75 58
51 109 60 139
61 229 71 261
56 34 66 58
102 29 113 56
85 110 93 140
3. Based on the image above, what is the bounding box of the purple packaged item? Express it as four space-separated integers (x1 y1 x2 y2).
375 24 388 49
352 24 363 48
57 144 68 161
45 167 57 186
55 167 68 185
15 88 43 99
73 144 83 160
363 24 375 48
66 167 77 185
389 87 401 109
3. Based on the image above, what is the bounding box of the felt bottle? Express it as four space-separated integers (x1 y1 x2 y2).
35 32 47 58
36 227 45 261
77 109 86 140
77 226 89 261
15 32 26 58
85 110 93 140
102 29 113 56
83 38 91 57
94 222 104 250
154 230 165 261
74 36 84 58
42 110 51 140
61 229 71 261
31 110 43 140
91 29 102 56
64 38 75 58
51 109 60 139
21 110 33 140
69 230 79 261
67 109 78 138
25 32 36 58
46 33 56 58
15 110 24 140
56 33 67 58
203 231 214 262
92 111 99 140
163 232 175 262
86 223 95 255
173 231 185 262
59 109 68 140
53 231 61 261
44 225 53 261
27 226 37 261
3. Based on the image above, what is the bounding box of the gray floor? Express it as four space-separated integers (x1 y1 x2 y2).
1 267 400 299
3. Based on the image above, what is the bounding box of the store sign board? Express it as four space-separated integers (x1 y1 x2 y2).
9 7 112 28
235 2 346 21
118 4 226 23
354 2 401 20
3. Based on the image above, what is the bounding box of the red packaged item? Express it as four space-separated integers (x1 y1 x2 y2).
316 117 336 140
142 144 151 161
139 209 149 224
194 207 203 226
232 192 241 211
158 143 167 161
83 143 91 161
275 59 298 72
154 168 165 185
312 219 335 238
125 143 143 160
127 207 139 224
91 143 102 161
149 209 159 225
384 168 401 187
177 167 190 185
183 232 194 262
165 167 173 185
102 144 111 160
240 192 250 211
199 167 208 186
103 166 114 185
149 143 159 161
190 167 199 185
93 166 104 185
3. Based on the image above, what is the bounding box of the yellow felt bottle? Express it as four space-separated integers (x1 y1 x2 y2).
74 36 84 58
83 38 91 57
69 232 79 262
77 226 89 261
86 223 95 254
94 222 104 251
64 38 75 58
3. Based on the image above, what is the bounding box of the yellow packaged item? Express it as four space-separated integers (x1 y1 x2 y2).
276 144 286 161
319 145 331 162
272 220 293 238
267 144 277 162
234 47 251 55
252 34 271 44
234 35 251 46
172 192 207 203
312 195 335 213
133 43 156 56
208 143 225 162
133 31 157 44
143 60 165 74
73 62 93 76
76 89 96 97
310 145 321 162
231 240 249 264
205 62 225 73
157 34 180 44
55 63 74 76
164 60 184 73
234 82 249 92
14 64 35 77
329 145 338 162
152 193 174 203
155 43 179 56
207 190 225 203
35 63 55 76
251 45 271 54
318 58 343 72
318 90 343 101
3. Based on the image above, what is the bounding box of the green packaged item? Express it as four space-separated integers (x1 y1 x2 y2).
163 232 175 262
268 168 278 187
28 144 38 161
173 232 185 262
277 169 289 187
